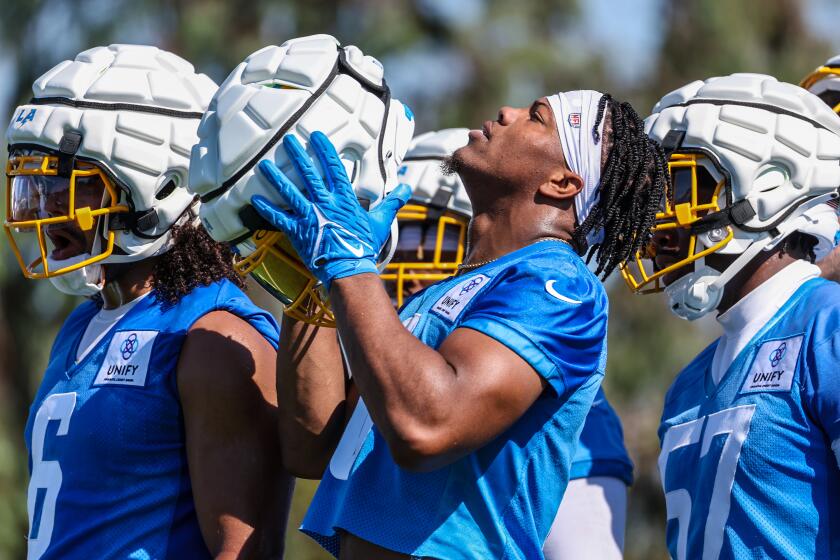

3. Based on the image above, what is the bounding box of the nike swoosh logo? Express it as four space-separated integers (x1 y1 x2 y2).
545 280 582 304
334 231 365 257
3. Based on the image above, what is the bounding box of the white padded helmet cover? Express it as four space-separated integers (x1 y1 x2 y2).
6 44 217 260
398 128 472 218
646 74 840 236
189 34 415 244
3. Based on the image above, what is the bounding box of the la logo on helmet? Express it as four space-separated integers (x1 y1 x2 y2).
14 108 36 127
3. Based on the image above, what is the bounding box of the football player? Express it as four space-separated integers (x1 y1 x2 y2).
251 90 669 559
6 46 292 559
802 55 840 282
382 128 632 559
623 74 840 559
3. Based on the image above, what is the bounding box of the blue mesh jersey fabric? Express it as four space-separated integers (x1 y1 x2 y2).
302 240 610 559
658 278 840 560
24 279 279 560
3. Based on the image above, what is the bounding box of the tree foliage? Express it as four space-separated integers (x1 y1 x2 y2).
0 1 831 558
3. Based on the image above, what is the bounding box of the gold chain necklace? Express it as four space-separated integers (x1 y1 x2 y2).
456 237 571 272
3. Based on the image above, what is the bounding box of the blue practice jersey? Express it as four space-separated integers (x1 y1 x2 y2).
24 280 279 560
302 240 609 559
658 278 840 560
571 388 632 485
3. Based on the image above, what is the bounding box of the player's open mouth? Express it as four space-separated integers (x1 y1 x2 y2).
46 224 89 261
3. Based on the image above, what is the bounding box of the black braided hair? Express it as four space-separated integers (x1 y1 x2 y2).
781 231 818 263
571 94 671 279
152 223 245 305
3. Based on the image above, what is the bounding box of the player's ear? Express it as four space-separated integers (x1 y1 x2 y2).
539 169 582 201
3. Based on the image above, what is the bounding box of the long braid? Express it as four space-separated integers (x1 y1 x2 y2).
572 94 670 278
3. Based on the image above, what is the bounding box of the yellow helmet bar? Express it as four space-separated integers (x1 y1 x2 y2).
235 229 336 327
619 153 733 294
800 64 840 114
4 154 129 279
381 203 468 308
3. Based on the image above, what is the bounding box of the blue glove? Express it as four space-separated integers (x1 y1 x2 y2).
251 131 412 291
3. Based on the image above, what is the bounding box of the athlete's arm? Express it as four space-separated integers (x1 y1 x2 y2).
331 273 546 472
178 311 294 559
276 314 358 478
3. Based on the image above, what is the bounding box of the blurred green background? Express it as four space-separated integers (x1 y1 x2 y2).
1 0 839 558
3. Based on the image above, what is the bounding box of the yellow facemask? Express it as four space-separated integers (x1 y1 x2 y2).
4 153 129 279
800 65 840 114
620 152 733 293
380 203 469 308
235 229 335 327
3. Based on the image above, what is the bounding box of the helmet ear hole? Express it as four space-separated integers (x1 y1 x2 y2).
155 178 178 201
753 164 789 193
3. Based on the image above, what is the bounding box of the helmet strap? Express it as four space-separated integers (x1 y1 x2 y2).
57 131 82 178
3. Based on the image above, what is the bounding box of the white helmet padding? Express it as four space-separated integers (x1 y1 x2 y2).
6 44 217 263
398 128 472 218
188 34 415 247
646 73 840 319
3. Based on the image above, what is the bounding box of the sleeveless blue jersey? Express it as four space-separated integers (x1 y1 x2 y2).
570 388 632 485
658 278 840 560
24 279 280 560
302 240 609 559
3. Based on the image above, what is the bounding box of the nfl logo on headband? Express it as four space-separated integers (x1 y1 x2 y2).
547 90 607 245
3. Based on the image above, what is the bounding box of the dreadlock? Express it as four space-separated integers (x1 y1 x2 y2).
152 223 246 306
571 94 671 279
781 231 818 263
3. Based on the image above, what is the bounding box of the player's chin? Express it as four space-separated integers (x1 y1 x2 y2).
448 140 491 177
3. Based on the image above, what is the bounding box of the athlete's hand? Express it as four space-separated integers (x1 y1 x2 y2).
251 131 411 290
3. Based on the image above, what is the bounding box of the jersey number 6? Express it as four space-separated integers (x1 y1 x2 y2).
27 392 76 560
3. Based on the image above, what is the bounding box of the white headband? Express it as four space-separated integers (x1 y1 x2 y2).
547 90 606 245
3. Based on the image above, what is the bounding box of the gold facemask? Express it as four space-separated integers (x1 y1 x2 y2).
235 229 335 327
800 65 840 114
620 152 733 293
380 203 469 308
4 153 128 279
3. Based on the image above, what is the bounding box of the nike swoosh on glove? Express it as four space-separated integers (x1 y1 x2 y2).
251 131 411 291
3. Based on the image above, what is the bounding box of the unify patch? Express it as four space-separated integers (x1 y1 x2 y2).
431 273 491 321
740 335 803 394
93 331 158 387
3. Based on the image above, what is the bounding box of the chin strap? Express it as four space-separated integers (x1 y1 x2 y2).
668 192 838 320
704 232 774 298
101 197 201 265
667 231 773 320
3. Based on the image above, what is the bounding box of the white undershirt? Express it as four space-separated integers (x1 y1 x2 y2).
76 292 151 362
542 477 627 559
710 260 820 385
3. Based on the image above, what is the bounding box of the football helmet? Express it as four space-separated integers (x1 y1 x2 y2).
622 73 840 320
380 128 471 308
801 55 840 114
188 34 414 326
5 44 216 294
